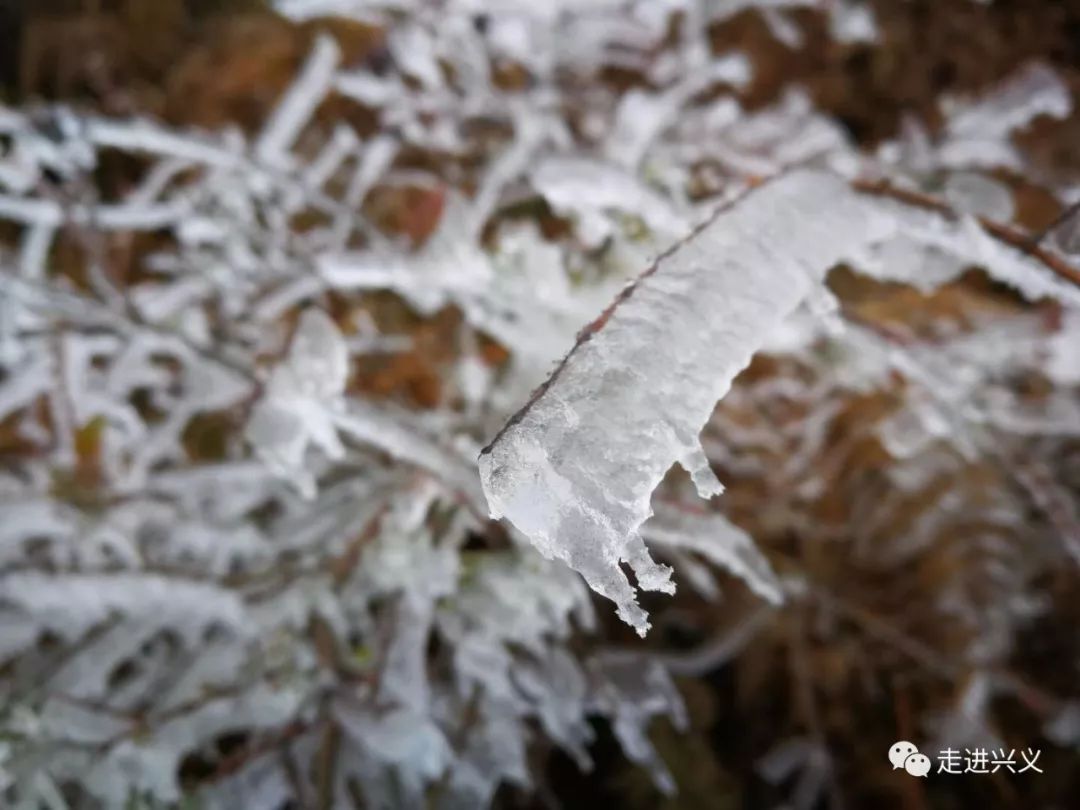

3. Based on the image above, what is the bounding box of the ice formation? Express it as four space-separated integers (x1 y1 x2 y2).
480 171 1080 634
2 0 1078 805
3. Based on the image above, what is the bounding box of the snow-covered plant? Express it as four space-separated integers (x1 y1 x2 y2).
480 170 1080 635
1 0 1079 808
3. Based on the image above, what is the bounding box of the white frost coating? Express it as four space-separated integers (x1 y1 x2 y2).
335 402 488 511
605 53 752 168
0 194 186 230
531 157 688 245
938 62 1072 169
245 308 349 496
644 504 784 605
480 170 1080 633
708 0 821 24
857 196 1080 307
1045 310 1080 384
944 63 1071 141
944 171 1015 221
2 4 1074 803
828 1 877 44
1 573 248 642
86 119 238 167
479 171 895 634
321 193 491 311
255 34 341 166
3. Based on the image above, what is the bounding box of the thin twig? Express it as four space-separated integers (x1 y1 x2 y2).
852 178 1080 288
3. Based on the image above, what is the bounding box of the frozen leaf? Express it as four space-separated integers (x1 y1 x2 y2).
2 572 248 643
480 171 891 633
255 34 342 167
944 62 1071 142
530 157 689 245
605 54 752 169
480 170 1080 633
246 308 349 495
335 702 453 806
644 504 784 605
938 62 1072 169
587 653 687 794
4 2 1079 805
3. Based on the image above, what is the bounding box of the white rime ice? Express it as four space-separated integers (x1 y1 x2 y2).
4 4 1080 803
480 171 892 634
479 169 1080 634
245 308 349 497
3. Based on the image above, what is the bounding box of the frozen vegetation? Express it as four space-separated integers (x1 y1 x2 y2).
1 0 1079 807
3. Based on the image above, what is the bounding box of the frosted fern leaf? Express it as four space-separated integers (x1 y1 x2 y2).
479 169 1080 634
479 171 890 633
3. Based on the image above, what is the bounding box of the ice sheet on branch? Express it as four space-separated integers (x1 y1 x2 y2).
479 169 1080 634
479 171 881 633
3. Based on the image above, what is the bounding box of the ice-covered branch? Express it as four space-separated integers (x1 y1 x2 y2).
479 170 1080 634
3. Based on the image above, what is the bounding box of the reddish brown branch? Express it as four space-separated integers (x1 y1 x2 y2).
852 178 1080 288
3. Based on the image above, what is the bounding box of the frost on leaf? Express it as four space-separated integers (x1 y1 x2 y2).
3 2 1079 806
479 171 894 634
245 308 349 496
644 503 784 606
479 169 1080 634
